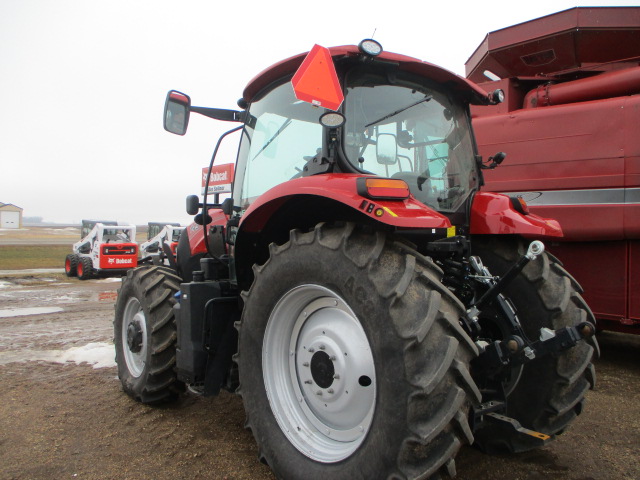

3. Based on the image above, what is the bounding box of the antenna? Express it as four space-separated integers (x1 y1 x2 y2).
370 28 377 39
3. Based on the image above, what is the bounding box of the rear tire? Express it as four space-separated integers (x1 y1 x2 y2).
77 256 93 280
238 223 480 480
65 254 79 277
471 235 597 453
114 266 184 404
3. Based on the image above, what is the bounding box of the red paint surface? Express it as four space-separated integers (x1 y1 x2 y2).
470 192 562 237
468 8 640 332
239 174 451 232
243 45 490 106
186 209 228 255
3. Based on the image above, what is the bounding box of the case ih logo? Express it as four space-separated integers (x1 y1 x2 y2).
202 164 234 195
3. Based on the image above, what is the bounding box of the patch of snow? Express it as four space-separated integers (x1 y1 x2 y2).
95 277 122 283
52 295 77 302
52 342 116 368
0 306 64 318
0 342 116 368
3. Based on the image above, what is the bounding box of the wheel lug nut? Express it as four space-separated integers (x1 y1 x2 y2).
330 355 336 361
303 362 309 367
328 389 334 394
333 374 340 379
304 380 312 384
316 390 323 396
308 347 315 353
319 345 325 350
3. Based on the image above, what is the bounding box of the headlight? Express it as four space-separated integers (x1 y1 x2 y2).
358 39 383 57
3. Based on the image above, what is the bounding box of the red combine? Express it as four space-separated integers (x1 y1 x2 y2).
468 7 640 335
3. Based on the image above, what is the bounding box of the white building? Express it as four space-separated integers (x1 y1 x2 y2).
0 203 23 229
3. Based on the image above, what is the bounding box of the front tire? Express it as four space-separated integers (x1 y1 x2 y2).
471 235 597 453
114 266 184 404
238 223 480 480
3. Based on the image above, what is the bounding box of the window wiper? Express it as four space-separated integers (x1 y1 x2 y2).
251 118 292 161
364 95 432 128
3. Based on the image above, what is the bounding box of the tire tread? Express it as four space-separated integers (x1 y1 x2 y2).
238 223 479 480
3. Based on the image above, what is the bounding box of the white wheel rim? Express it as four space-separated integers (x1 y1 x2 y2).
122 297 148 377
262 284 376 463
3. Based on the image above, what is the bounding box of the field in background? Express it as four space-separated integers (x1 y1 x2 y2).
0 244 69 270
0 226 148 270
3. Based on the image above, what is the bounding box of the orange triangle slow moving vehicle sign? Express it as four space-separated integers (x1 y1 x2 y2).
291 44 344 111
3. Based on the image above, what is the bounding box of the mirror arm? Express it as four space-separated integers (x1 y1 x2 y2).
190 106 250 123
475 155 486 186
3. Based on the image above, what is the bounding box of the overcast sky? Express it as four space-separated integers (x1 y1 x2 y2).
1 0 635 226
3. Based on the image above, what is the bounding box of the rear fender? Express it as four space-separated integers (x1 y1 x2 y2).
234 175 451 290
239 174 451 233
470 192 563 237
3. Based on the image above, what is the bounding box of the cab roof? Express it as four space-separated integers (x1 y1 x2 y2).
242 44 492 106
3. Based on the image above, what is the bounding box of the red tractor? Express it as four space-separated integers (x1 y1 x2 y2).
114 40 596 479
468 6 640 335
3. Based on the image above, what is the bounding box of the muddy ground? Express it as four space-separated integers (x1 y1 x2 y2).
0 274 638 480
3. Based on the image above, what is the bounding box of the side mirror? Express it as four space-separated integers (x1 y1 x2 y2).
489 89 505 104
481 151 507 170
186 194 200 215
491 151 506 165
221 197 234 216
164 90 191 135
376 133 397 166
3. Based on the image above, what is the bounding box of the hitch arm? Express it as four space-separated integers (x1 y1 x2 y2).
464 241 544 336
476 321 595 375
473 241 544 312
527 322 596 360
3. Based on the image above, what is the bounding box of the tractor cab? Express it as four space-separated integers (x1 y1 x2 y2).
164 41 504 243
234 58 480 218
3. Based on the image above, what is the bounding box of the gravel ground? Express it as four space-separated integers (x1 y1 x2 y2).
0 274 638 480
